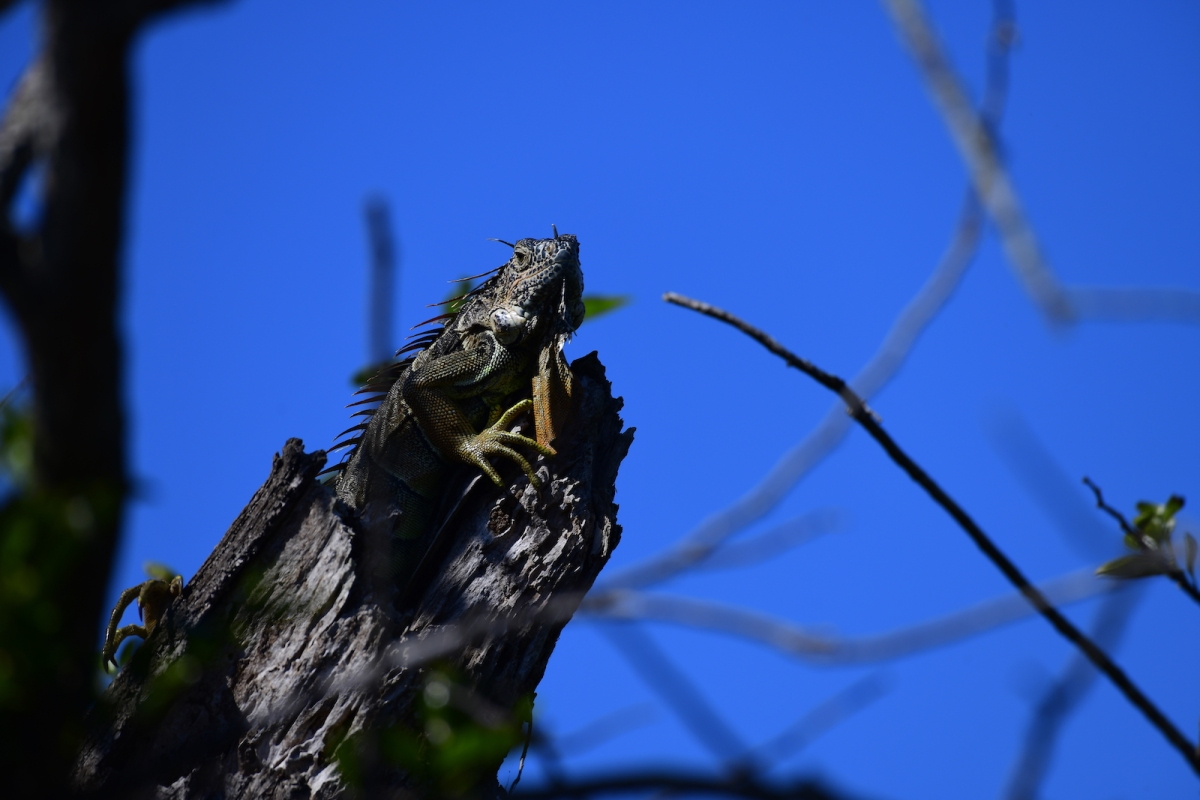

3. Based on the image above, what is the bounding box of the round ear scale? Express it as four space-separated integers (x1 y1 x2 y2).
487 238 516 248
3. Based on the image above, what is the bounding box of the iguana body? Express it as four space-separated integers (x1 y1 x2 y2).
331 233 585 600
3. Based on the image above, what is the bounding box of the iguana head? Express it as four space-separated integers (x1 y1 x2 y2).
456 232 585 346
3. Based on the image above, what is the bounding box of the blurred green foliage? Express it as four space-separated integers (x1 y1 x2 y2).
582 294 632 322
1096 494 1198 585
336 668 532 797
0 481 120 712
0 387 33 494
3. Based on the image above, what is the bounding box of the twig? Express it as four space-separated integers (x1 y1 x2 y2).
509 716 534 794
663 292 1200 775
1004 586 1143 800
1081 477 1137 538
1084 477 1200 607
585 569 1115 666
989 403 1144 793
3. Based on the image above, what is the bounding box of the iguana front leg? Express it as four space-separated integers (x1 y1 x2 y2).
101 584 145 669
402 333 554 487
101 575 183 669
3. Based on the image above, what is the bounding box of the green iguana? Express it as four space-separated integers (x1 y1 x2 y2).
328 231 585 603
98 232 584 664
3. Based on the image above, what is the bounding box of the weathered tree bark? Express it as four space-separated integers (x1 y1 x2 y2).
74 353 632 799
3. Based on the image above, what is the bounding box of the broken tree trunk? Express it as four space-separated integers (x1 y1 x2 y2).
74 353 632 799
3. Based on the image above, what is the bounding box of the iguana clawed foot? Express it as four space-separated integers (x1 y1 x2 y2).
460 398 556 488
101 574 182 670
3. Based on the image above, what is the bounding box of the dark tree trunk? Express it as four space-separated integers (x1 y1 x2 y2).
74 353 633 799
0 3 223 796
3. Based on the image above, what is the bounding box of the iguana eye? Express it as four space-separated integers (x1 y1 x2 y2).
512 249 531 268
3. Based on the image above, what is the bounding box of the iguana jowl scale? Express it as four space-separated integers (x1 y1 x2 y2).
329 232 585 601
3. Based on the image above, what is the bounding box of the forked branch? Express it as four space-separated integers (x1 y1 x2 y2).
663 291 1200 776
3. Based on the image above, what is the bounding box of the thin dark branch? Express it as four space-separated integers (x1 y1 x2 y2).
663 293 1200 775
513 771 861 800
509 716 534 794
989 400 1145 793
1082 477 1137 538
1004 586 1143 800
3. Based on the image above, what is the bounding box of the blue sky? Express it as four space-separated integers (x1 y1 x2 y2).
2 1 1199 797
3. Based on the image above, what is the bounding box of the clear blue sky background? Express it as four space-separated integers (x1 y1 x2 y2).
2 1 1199 797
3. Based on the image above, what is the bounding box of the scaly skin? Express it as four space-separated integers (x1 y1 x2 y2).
100 575 183 669
333 233 585 600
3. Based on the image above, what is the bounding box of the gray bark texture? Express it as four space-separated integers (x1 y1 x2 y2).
73 352 632 799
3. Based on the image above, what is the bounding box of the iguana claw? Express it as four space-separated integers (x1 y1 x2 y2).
101 575 182 671
461 398 556 488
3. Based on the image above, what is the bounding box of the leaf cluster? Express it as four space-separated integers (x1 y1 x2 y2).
1096 494 1198 586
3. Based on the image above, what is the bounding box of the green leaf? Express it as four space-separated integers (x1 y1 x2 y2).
1096 552 1172 580
581 294 632 324
143 561 180 582
1185 532 1197 581
442 278 477 307
1132 496 1182 545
